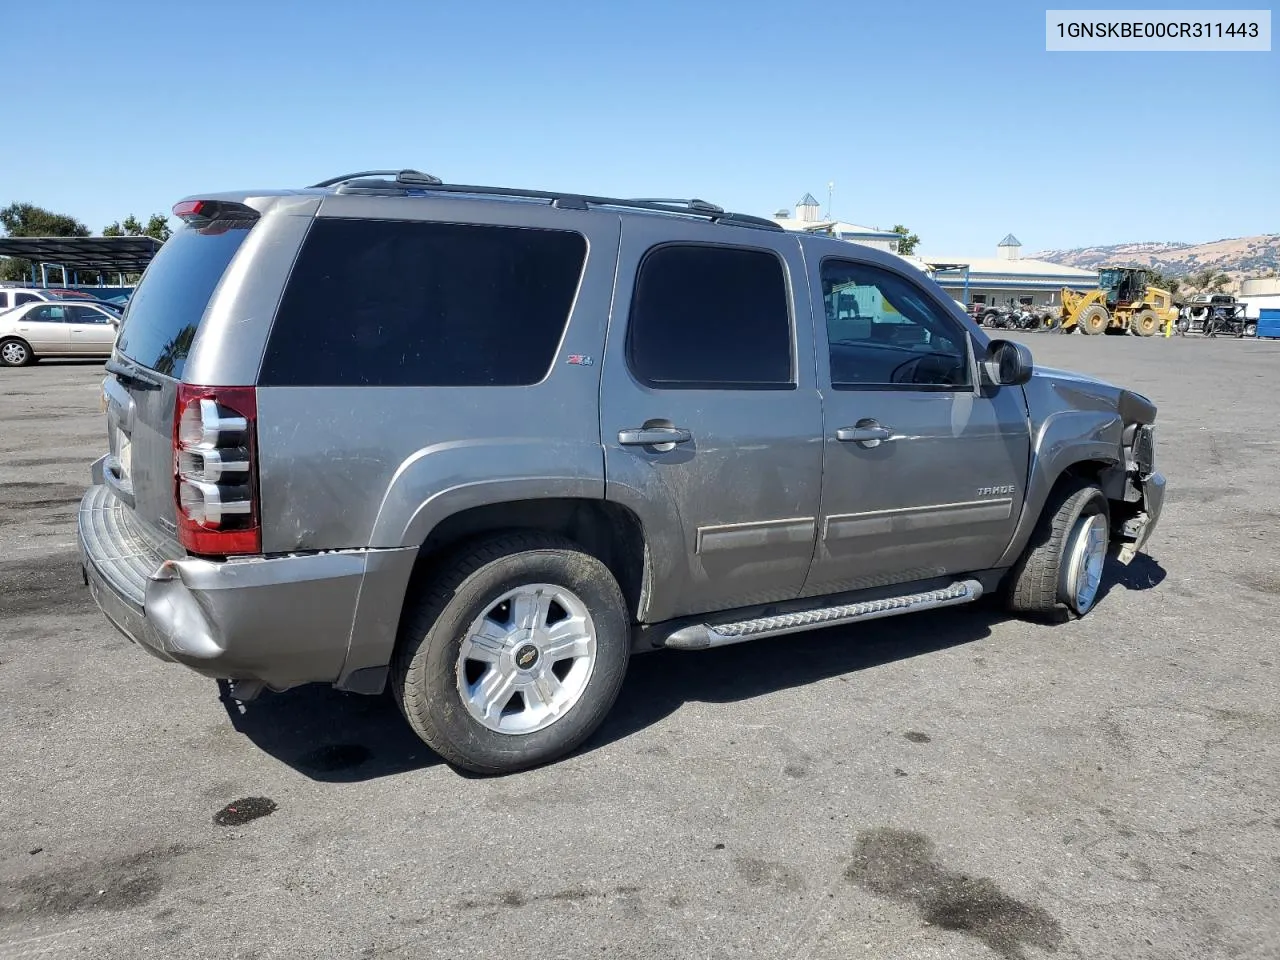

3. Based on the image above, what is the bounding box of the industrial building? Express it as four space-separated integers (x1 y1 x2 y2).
770 194 904 252
1240 276 1280 319
923 235 1098 309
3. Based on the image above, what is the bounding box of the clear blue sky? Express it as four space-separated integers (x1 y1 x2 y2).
2 0 1276 255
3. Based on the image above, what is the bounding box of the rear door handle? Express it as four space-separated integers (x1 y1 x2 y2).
618 426 692 447
836 421 894 447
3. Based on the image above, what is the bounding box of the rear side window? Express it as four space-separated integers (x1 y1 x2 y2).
626 244 793 389
115 225 253 378
259 219 587 387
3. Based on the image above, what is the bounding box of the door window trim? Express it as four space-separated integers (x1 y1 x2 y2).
819 255 977 393
625 240 798 392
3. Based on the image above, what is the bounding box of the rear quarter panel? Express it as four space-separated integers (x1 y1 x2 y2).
252 197 622 552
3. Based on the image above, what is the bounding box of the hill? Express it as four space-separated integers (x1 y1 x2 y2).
1034 234 1279 286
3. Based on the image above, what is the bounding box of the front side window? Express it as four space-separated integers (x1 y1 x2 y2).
70 305 110 324
627 244 792 389
260 219 586 387
821 259 970 390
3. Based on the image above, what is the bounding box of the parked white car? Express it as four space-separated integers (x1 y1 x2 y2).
0 300 119 366
0 287 60 312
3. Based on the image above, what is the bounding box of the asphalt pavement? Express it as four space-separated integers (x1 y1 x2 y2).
1 335 1278 960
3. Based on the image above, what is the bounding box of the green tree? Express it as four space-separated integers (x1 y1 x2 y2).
102 213 171 243
0 203 91 282
0 202 90 238
891 224 920 257
1177 267 1228 293
1144 267 1181 297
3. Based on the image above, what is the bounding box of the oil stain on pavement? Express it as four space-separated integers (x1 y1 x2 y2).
0 844 187 925
844 828 1062 959
212 797 277 826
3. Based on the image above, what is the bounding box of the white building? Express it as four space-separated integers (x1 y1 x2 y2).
771 194 904 252
923 235 1098 309
1240 276 1280 319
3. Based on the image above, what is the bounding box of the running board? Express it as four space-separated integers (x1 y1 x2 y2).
661 579 983 650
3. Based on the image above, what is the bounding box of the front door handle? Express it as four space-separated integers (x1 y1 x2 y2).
618 426 692 448
836 421 894 447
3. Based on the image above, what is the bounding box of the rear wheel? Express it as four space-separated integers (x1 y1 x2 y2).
1130 309 1160 337
1005 482 1110 619
0 338 33 367
393 532 630 775
1076 305 1109 336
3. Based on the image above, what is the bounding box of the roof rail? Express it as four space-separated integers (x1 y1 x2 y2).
315 175 782 231
309 169 442 189
627 198 725 215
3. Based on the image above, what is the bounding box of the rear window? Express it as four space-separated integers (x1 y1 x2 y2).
258 218 586 387
114 225 252 378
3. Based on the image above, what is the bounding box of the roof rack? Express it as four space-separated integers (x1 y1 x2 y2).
310 171 782 231
627 198 724 215
309 169 442 189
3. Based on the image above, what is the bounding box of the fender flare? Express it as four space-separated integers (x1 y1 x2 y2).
997 410 1124 568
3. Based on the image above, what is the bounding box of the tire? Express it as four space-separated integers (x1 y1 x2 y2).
392 532 630 774
1076 304 1109 335
1130 309 1159 337
981 311 999 328
1005 482 1110 619
1245 321 1257 338
0 338 34 367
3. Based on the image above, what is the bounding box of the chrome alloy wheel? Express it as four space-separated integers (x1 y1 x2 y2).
456 583 597 735
1061 513 1107 614
1 341 29 365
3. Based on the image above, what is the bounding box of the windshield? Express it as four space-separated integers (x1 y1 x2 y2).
114 224 253 378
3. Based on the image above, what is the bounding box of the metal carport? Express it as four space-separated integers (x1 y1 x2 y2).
0 236 161 285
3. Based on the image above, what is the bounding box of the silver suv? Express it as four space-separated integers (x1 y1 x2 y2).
78 170 1165 774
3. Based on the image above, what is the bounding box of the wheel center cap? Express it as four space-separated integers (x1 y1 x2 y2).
514 643 540 671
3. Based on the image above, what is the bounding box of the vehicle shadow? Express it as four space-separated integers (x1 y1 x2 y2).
593 604 1000 755
1095 553 1167 604
224 555 1162 782
221 683 442 783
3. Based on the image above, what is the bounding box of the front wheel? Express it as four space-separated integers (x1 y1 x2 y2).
1076 305 1109 336
1005 483 1110 619
1244 321 1258 338
393 532 630 774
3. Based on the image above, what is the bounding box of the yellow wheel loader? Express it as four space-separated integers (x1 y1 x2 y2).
1058 267 1177 337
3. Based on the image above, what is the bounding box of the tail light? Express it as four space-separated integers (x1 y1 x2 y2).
174 384 261 556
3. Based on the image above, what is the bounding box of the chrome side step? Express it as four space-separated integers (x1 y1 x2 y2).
661 579 983 650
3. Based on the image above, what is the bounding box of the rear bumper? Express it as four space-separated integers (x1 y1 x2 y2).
77 483 411 689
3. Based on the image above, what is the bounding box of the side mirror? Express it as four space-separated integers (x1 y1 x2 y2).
983 339 1033 386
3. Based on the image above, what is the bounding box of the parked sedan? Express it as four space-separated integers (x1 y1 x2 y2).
0 300 119 366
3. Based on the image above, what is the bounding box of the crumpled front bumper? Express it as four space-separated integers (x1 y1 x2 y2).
77 483 380 689
1116 470 1165 564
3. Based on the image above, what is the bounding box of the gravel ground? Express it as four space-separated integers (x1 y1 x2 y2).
1 336 1278 960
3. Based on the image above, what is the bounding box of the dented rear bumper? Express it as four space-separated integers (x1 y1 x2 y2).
77 483 399 690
